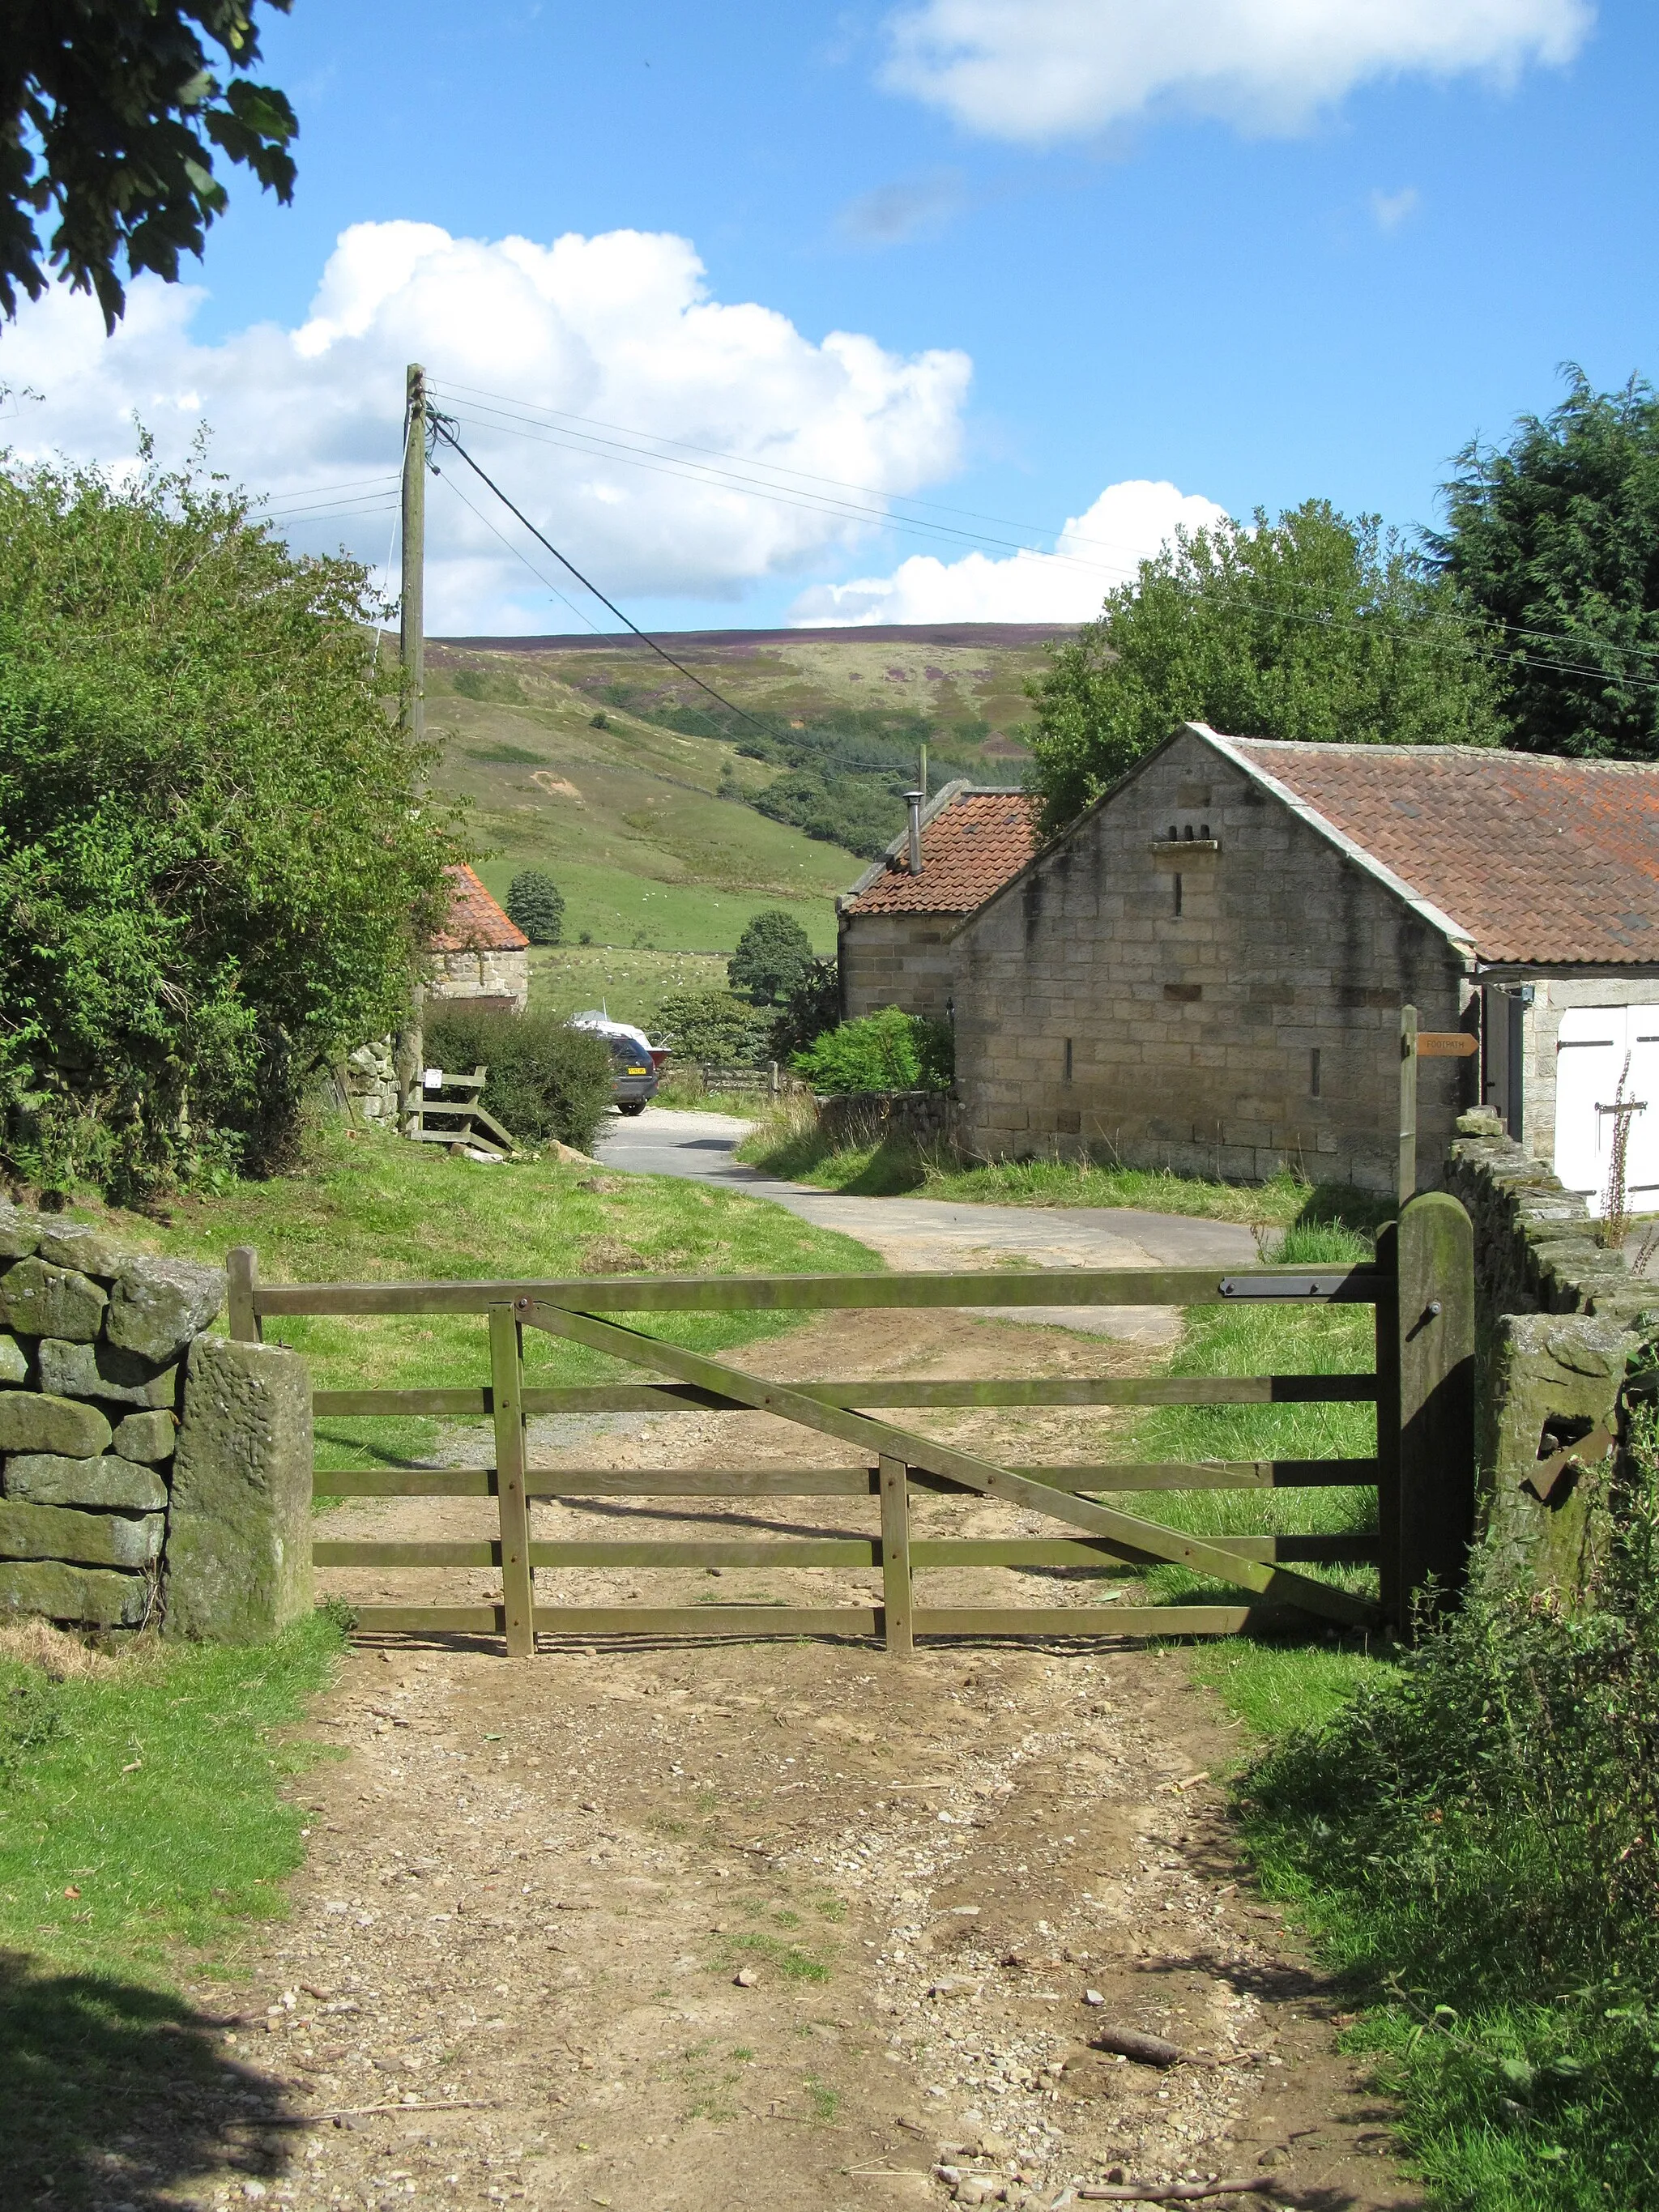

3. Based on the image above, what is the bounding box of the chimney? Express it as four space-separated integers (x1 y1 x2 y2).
906 790 924 875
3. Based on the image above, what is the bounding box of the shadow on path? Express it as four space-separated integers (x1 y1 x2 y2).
2 1949 297 2210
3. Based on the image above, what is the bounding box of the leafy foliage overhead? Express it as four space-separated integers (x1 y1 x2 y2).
727 908 814 1006
1027 500 1507 833
505 868 565 945
1432 370 1659 761
0 446 467 1195
1 1 298 330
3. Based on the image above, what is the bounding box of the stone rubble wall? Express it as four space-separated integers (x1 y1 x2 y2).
816 1089 962 1154
1446 1112 1658 1605
0 1204 313 1640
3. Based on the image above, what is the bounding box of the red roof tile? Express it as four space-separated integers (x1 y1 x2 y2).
843 791 1040 916
431 865 530 953
1226 738 1659 966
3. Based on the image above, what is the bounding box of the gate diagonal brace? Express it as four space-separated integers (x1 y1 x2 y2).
516 1300 1380 1631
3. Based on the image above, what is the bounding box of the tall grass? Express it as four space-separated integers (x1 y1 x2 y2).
1226 1423 1659 2210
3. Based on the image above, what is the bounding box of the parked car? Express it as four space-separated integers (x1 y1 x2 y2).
569 1012 661 1115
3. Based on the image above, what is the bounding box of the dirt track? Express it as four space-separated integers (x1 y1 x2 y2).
146 1311 1420 2212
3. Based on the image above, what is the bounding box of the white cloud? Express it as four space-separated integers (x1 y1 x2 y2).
0 222 972 633
1370 184 1422 230
788 476 1228 625
881 0 1593 143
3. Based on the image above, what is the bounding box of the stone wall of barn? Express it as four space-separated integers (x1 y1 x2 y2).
950 727 1475 1195
427 947 530 1012
837 912 959 1021
0 1204 312 1641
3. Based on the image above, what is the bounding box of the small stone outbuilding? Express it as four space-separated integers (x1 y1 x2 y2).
951 725 1659 1201
427 865 531 1013
837 784 1038 1021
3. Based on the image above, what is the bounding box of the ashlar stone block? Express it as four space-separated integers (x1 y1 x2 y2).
165 1335 313 1643
0 1258 107 1340
36 1337 179 1409
0 1392 113 1459
4 1452 168 1511
105 1257 227 1365
0 1496 163 1568
0 1559 147 1628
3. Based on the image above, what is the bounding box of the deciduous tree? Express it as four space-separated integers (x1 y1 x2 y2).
1 1 298 328
1431 370 1659 761
1028 500 1505 833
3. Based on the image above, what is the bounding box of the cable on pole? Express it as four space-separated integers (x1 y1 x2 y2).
426 410 776 737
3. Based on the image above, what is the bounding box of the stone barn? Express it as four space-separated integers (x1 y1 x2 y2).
951 725 1659 1203
837 783 1038 1021
427 865 531 1014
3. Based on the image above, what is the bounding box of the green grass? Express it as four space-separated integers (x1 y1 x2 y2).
0 1613 343 1979
0 1613 348 2209
84 1113 879 1475
528 944 730 1028
1121 1224 1380 1599
734 1112 1390 1232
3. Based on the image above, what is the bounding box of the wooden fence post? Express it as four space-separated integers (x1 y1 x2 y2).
1372 1218 1401 1632
879 1456 913 1656
227 1246 262 1343
1397 1004 1419 1207
488 1306 536 1658
1392 1191 1476 1634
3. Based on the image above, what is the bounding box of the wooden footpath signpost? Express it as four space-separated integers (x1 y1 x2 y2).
230 1215 1478 1654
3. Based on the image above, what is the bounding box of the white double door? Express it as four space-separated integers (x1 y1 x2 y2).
1554 1004 1659 1216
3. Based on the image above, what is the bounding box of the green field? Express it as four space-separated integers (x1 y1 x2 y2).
427 663 851 951
424 625 1055 957
528 944 731 1027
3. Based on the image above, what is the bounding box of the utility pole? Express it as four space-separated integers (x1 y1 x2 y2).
401 363 427 743
919 741 928 802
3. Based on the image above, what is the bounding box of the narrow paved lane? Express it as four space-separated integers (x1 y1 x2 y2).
595 1107 1260 1339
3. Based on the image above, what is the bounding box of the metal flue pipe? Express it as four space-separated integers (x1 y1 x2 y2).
906 791 924 875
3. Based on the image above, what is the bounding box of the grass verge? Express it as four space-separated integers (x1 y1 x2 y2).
81 1112 879 1475
735 1106 1389 1232
1189 1429 1659 2211
1 1612 348 2209
1114 1222 1380 1600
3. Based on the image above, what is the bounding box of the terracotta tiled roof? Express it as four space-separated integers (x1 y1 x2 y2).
842 790 1041 916
431 865 530 953
1225 738 1659 966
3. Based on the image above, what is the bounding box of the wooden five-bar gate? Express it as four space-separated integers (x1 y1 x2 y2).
228 1190 1474 1654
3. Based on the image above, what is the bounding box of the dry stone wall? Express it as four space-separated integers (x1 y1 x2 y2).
1447 1113 1658 1605
0 1204 313 1640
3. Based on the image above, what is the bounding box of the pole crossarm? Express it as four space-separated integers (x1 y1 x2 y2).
515 1298 1381 1631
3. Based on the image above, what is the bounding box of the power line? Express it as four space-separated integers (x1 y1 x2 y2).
428 414 774 735
429 373 1659 678
438 466 605 637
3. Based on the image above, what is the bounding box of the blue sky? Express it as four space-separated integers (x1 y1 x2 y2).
4 0 1655 635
